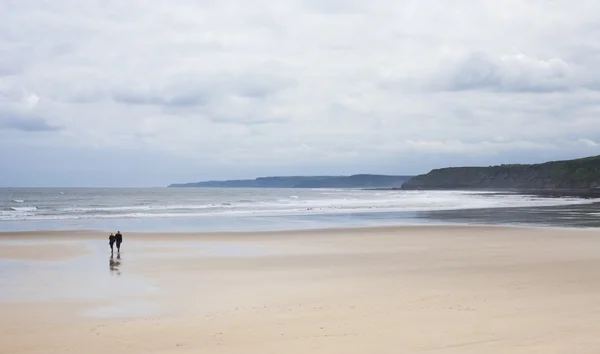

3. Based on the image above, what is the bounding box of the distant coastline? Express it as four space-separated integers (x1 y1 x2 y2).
169 174 413 189
169 155 600 193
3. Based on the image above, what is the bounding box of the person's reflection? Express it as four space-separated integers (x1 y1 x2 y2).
109 253 122 276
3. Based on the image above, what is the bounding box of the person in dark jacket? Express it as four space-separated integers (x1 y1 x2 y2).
115 231 123 252
109 233 116 253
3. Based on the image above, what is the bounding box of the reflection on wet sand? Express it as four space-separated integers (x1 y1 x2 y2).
109 253 122 276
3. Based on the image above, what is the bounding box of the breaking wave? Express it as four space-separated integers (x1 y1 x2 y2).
1 189 599 222
9 206 37 212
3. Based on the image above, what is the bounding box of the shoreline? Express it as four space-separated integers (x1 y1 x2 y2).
4 188 600 235
2 223 600 239
393 187 600 199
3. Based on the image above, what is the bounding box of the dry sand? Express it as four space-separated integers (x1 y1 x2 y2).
2 225 600 353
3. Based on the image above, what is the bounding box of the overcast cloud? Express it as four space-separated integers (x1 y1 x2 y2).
1 0 600 186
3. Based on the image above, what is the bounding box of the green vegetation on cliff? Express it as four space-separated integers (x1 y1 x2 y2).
401 155 600 190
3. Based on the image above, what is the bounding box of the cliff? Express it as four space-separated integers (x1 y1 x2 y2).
401 155 600 190
169 174 413 189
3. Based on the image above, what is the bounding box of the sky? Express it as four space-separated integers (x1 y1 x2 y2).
1 0 600 187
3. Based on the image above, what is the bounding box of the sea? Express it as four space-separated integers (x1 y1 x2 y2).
1 187 600 232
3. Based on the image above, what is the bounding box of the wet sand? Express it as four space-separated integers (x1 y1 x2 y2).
0 242 87 261
2 226 600 353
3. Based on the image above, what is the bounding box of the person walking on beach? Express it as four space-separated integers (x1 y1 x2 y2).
109 233 116 253
115 231 123 253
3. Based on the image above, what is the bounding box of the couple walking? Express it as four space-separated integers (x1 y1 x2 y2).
109 231 123 253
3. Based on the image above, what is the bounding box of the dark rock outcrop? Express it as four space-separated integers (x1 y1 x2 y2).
402 155 600 190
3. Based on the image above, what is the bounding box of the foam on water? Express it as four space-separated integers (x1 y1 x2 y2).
1 188 599 227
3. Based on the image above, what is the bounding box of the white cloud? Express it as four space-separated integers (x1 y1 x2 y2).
435 51 596 92
2 0 600 185
578 138 598 147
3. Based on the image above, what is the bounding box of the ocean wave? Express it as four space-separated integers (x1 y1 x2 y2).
58 204 222 213
1 190 599 223
12 199 24 203
9 206 37 212
2 198 600 222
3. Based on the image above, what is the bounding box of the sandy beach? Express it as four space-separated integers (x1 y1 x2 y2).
2 225 600 353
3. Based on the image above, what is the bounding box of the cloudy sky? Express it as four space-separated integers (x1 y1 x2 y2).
2 0 600 187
